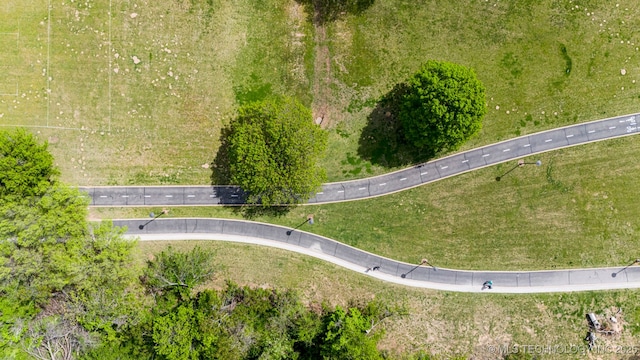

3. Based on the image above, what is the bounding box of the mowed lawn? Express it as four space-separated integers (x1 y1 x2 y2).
135 240 640 358
93 134 640 271
0 0 313 185
2 0 640 185
320 0 640 180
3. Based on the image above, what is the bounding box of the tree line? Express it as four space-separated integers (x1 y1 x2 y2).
0 128 475 359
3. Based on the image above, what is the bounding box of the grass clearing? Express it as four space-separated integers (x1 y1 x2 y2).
1 0 313 185
135 240 640 358
94 134 640 271
319 0 640 180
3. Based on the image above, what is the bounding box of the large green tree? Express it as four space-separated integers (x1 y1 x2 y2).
0 128 58 198
398 60 487 155
227 97 327 205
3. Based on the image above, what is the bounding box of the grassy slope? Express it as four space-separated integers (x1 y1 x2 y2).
321 0 640 180
94 134 640 271
136 240 640 359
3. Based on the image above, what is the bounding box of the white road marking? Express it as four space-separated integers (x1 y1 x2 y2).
545 139 552 142
165 195 173 198
121 195 129 198
187 195 195 198
523 144 531 147
609 126 616 130
359 187 367 190
482 154 490 157
337 190 345 193
400 178 407 181
588 130 596 133
317 192 324 195
420 172 428 175
503 149 510 152
566 134 574 138
99 195 108 198
144 195 151 198
441 166 449 169
627 126 637 133
461 160 469 163
379 183 386 186
209 195 216 198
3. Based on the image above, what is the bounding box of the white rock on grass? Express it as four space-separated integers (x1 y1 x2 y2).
621 68 627 75
132 56 141 64
130 13 138 18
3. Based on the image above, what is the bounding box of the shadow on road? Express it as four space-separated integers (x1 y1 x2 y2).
357 84 436 167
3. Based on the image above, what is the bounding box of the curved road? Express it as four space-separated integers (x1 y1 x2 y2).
83 113 639 206
117 218 640 293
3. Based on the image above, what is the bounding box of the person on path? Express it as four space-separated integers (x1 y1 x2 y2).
482 280 493 290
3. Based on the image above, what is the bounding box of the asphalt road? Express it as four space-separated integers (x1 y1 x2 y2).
82 113 640 206
118 218 640 293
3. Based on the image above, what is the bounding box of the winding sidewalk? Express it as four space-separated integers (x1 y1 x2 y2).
83 113 640 206
118 218 640 294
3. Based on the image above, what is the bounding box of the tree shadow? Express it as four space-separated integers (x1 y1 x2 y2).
295 0 375 25
231 205 293 219
357 84 436 168
210 126 232 186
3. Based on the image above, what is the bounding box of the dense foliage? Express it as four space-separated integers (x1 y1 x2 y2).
0 129 139 359
0 129 458 360
227 97 328 205
398 60 486 155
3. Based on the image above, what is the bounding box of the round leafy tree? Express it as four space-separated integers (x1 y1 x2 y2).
0 128 58 197
398 60 486 155
227 97 327 205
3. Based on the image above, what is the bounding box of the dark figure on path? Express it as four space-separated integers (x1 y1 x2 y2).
372 266 380 271
482 280 493 290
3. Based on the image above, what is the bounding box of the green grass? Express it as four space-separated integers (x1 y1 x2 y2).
0 0 313 185
319 0 640 180
94 134 640 271
135 240 640 359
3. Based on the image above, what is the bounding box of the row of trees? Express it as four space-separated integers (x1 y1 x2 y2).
217 60 486 206
0 129 470 359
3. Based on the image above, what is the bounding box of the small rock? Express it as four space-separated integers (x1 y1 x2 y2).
130 13 138 18
132 56 141 64
201 163 210 169
621 69 627 75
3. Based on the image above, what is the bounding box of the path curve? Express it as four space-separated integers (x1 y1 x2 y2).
84 113 639 206
118 218 640 293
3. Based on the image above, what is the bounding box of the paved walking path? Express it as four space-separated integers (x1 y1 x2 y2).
83 113 640 206
118 218 640 293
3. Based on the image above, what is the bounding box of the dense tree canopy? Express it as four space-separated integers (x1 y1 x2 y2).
398 60 487 155
227 97 327 205
0 129 138 359
0 129 58 198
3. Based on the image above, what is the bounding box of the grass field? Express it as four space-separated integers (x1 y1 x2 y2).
0 0 313 185
318 0 640 180
3 0 640 185
135 240 640 359
93 134 640 271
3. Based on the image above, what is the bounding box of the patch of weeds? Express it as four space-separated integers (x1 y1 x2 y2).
500 52 523 78
340 152 372 177
545 160 572 193
127 172 180 185
346 97 377 113
233 73 273 105
335 123 350 138
559 43 572 76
